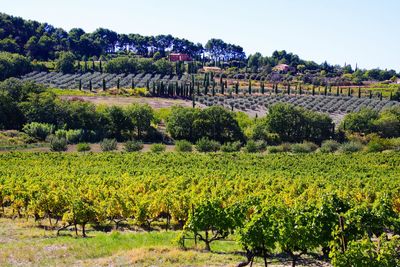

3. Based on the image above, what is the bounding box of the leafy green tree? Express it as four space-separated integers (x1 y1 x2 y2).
126 104 154 139
340 108 379 134
239 207 278 266
55 51 76 73
186 200 234 251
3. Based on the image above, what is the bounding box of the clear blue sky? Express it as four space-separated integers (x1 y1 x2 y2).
2 0 399 71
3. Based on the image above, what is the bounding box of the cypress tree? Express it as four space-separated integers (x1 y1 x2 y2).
380 91 383 101
358 87 361 98
99 60 103 73
299 84 302 95
92 59 96 72
248 79 252 94
324 85 328 96
261 82 265 94
146 80 150 90
212 81 216 96
275 84 278 94
102 78 106 91
152 82 156 95
312 86 315 96
220 78 224 95
369 90 372 99
235 81 239 95
78 79 82 90
336 87 339 96
84 61 88 72
390 92 393 101
89 80 92 91
117 78 120 90
348 87 351 97
287 83 291 95
131 78 135 89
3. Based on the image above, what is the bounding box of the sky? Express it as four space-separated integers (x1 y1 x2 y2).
2 0 400 71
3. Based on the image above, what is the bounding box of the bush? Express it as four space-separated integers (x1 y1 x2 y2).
77 143 91 152
221 141 242 152
291 142 318 153
150 143 166 153
100 138 118 151
244 140 261 153
55 129 83 144
195 137 220 152
320 140 340 153
124 140 144 152
339 141 364 153
366 137 390 152
175 140 192 152
49 136 68 152
22 122 54 141
267 143 291 154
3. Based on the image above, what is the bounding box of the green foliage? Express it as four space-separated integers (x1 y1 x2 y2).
0 52 32 80
124 140 143 152
320 140 340 153
167 106 244 143
175 140 193 152
195 137 220 152
76 143 91 152
100 138 117 151
339 141 364 153
125 104 154 139
104 57 138 74
49 136 68 152
54 52 76 73
55 129 83 144
341 108 379 135
330 235 400 267
150 143 166 153
22 122 54 141
220 141 242 152
244 140 263 153
290 142 318 153
263 103 333 143
366 136 391 152
186 200 235 251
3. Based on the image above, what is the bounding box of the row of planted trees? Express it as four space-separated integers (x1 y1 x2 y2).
1 173 400 266
77 72 394 101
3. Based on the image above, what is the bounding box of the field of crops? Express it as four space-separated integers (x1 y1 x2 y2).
196 94 400 115
20 71 191 89
1 151 400 266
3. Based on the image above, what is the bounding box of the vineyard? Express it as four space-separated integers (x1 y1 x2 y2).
1 152 400 266
19 72 400 120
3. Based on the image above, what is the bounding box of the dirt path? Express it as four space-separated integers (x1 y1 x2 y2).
60 96 195 108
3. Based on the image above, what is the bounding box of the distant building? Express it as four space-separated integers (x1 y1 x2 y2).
273 64 295 73
201 66 222 73
169 53 191 62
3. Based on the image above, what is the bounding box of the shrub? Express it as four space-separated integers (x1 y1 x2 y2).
366 137 390 152
291 142 318 153
49 136 68 152
100 138 117 151
195 137 220 152
175 140 193 152
267 143 291 154
320 140 340 153
124 140 144 152
22 122 54 141
339 141 364 153
77 143 91 152
244 140 260 153
150 143 166 153
221 141 242 152
55 129 83 144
